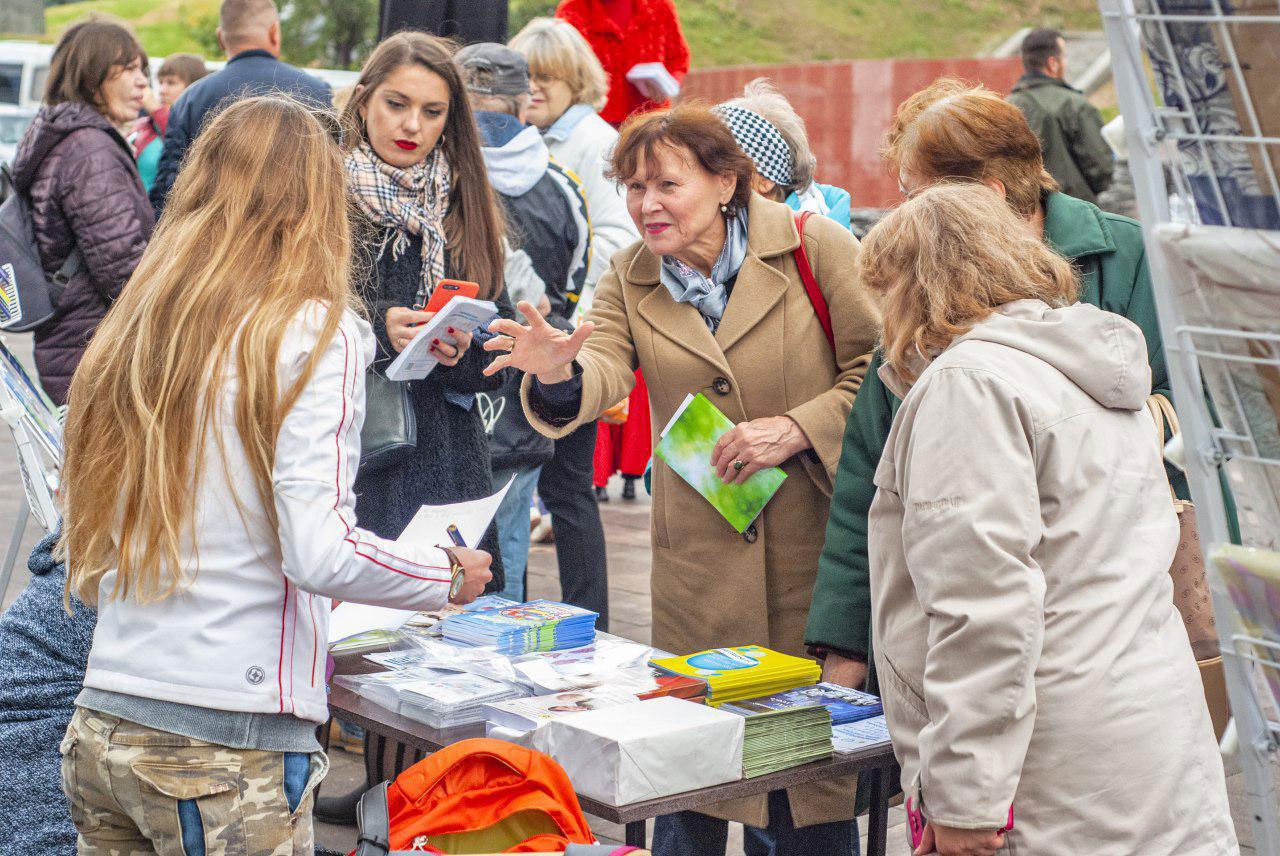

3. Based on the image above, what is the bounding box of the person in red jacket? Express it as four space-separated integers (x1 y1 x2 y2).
555 0 690 126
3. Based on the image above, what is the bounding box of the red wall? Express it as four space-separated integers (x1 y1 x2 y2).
682 58 1024 209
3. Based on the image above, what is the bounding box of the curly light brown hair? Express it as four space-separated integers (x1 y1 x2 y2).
861 182 1078 384
882 78 1057 218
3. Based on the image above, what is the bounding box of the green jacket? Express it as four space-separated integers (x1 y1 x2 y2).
804 192 1190 680
1008 73 1114 204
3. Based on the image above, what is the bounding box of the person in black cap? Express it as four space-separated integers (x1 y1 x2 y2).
457 43 602 619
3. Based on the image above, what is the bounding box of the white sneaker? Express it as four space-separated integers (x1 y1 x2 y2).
531 515 554 544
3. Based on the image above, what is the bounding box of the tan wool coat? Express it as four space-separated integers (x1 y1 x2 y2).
522 194 881 827
869 301 1238 855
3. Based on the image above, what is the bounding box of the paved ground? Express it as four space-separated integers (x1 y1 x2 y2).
0 330 1272 854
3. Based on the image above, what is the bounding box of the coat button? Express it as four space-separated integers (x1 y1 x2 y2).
742 524 758 544
712 377 731 395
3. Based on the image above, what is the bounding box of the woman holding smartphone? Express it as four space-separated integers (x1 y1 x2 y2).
58 95 493 852
342 32 512 571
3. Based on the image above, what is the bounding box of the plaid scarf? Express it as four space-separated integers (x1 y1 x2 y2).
346 142 452 307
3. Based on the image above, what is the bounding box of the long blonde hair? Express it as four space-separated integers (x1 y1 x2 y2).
860 182 1078 384
61 95 357 605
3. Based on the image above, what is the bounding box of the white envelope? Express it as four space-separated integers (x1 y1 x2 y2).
530 696 744 805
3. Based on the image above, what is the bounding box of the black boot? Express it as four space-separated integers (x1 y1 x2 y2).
622 476 637 501
594 485 609 502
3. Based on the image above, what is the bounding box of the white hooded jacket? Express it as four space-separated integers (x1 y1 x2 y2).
83 305 453 724
868 300 1237 854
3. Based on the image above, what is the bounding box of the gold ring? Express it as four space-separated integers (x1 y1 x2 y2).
733 460 745 472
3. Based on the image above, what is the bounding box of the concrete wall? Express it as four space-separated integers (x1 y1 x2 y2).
683 57 1024 209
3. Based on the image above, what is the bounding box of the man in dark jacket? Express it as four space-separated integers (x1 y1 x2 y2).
458 43 595 605
149 0 331 215
1007 28 1114 204
0 532 97 856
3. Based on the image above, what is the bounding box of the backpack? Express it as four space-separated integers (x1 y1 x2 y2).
0 165 81 333
352 738 597 854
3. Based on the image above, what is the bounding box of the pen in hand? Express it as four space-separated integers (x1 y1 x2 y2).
445 524 466 601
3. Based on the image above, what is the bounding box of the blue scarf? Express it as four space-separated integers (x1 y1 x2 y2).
659 209 750 332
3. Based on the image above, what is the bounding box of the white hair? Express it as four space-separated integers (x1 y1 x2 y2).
720 78 816 192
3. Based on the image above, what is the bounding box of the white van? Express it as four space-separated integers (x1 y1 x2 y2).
0 41 53 111
0 39 357 112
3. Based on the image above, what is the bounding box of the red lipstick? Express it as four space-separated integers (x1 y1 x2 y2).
394 139 418 151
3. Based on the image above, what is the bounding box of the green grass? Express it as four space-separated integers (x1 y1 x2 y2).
13 0 1102 67
37 0 220 58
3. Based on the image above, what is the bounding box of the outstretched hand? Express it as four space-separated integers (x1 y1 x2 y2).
482 300 594 383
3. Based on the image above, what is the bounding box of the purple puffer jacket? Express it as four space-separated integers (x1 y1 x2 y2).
10 102 154 404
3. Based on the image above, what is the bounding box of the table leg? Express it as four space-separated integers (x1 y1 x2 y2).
624 820 647 848
865 765 890 856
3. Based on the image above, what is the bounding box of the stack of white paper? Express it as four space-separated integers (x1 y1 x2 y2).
530 696 744 805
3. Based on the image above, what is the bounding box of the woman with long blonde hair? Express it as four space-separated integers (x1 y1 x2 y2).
863 183 1235 856
58 95 491 853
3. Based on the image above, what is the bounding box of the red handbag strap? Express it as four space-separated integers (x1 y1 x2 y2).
792 211 836 354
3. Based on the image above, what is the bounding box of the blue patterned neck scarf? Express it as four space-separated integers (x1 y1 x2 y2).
659 209 749 332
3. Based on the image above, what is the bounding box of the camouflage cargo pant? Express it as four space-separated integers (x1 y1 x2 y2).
60 708 328 855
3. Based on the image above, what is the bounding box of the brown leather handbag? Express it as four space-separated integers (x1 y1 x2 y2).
1148 394 1230 738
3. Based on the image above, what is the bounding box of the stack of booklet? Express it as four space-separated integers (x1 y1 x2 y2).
727 703 833 778
831 715 891 754
650 645 821 706
335 668 528 729
721 682 882 725
441 600 598 655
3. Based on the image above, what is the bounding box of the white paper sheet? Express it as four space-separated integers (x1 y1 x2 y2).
328 602 415 643
327 479 514 643
385 297 498 381
397 475 514 551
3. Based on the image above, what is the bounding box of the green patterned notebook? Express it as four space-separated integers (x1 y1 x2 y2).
654 393 787 533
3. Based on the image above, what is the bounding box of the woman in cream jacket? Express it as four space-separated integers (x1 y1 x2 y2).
862 184 1236 856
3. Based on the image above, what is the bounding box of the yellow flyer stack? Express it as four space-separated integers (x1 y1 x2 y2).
649 645 821 706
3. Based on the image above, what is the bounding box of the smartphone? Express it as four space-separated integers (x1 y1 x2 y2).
422 279 480 314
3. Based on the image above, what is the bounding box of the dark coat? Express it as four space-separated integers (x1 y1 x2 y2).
1008 73 1115 204
0 532 96 856
353 226 511 589
150 49 332 215
10 102 155 404
475 111 589 472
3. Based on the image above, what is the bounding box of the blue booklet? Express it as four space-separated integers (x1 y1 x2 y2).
441 600 598 654
720 681 883 725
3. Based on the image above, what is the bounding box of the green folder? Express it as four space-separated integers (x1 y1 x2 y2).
654 393 787 533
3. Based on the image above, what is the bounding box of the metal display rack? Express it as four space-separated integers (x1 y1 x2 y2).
1100 1 1280 852
0 338 60 597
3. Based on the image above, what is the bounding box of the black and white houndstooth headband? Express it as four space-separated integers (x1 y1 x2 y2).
712 103 794 188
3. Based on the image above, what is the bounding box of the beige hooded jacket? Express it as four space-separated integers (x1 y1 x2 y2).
868 300 1237 855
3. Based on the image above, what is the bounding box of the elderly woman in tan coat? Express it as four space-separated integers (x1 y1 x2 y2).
484 103 880 854
862 184 1237 856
